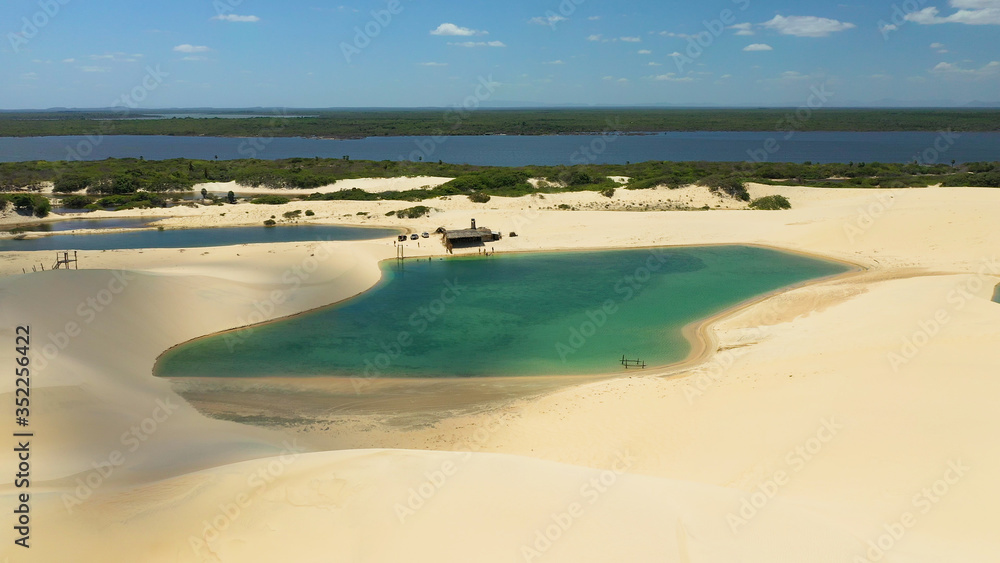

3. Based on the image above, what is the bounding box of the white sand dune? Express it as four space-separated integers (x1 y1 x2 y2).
193 176 453 196
2 183 1000 561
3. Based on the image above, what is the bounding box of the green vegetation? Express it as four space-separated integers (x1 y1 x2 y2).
305 209 315 216
749 195 792 210
251 195 291 205
263 219 276 227
226 190 237 204
701 176 750 201
2 157 997 199
395 206 431 219
2 109 999 138
283 210 302 219
92 192 169 210
0 193 51 217
1 157 999 217
58 194 94 209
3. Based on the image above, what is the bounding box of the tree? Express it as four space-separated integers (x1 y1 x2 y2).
227 190 237 204
201 187 208 200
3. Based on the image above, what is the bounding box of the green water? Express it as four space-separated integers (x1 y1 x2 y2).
156 246 849 378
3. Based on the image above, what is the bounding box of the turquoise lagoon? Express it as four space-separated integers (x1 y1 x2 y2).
156 246 850 379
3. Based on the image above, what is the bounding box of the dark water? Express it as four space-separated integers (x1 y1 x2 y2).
4 217 157 233
0 224 400 251
156 246 849 379
1 132 996 165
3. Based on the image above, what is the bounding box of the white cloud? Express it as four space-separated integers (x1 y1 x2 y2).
418 62 448 67
930 42 945 48
543 60 565 65
905 1 1000 25
720 74 733 79
638 49 652 54
588 16 601 21
448 41 506 48
20 72 38 80
617 78 629 83
730 22 754 35
666 51 683 57
431 23 486 36
648 61 662 66
528 14 566 26
930 60 1000 77
211 14 260 22
90 52 143 63
649 73 695 82
620 36 641 42
61 58 75 63
743 43 774 51
587 34 603 41
182 56 209 61
761 15 856 37
173 44 211 53
79 66 111 72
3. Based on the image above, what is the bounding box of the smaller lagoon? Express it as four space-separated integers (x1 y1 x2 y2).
0 224 400 251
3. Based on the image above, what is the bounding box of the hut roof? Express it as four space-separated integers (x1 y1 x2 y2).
444 229 487 240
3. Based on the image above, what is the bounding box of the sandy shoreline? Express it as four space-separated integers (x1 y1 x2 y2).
2 182 1000 561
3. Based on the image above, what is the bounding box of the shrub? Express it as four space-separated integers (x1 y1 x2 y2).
11 193 51 217
227 190 237 204
702 176 750 201
600 187 615 198
469 192 491 203
305 209 315 216
395 205 431 219
95 192 166 210
283 210 302 219
60 195 94 209
53 174 92 193
251 195 290 205
748 194 791 210
263 219 277 227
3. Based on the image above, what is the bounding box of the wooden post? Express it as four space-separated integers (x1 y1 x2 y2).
75 251 78 269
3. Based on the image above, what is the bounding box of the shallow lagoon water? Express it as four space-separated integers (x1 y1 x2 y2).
156 246 849 379
4 217 157 233
0 224 400 251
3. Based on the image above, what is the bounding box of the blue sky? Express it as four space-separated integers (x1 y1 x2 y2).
2 0 999 109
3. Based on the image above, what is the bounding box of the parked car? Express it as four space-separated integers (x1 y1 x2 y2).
410 233 419 240
421 232 429 238
397 235 407 242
